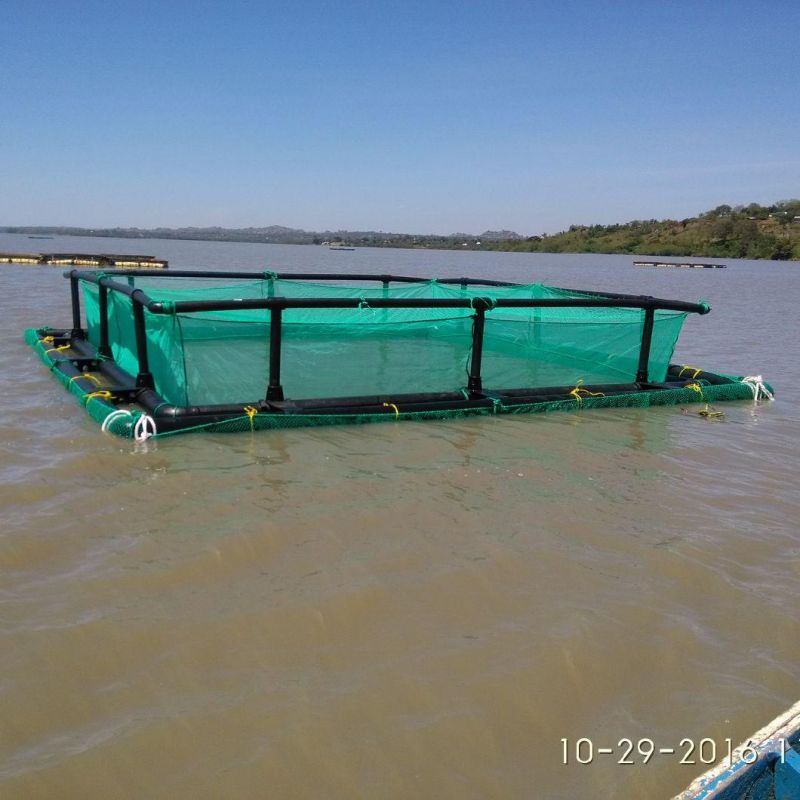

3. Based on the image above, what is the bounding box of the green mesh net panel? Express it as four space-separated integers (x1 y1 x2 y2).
80 277 688 407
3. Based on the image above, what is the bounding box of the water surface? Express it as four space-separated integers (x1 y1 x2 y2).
1 234 798 798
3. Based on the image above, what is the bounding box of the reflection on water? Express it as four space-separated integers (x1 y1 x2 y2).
1 235 798 799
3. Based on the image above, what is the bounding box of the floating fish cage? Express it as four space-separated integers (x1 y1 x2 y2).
0 252 168 268
25 269 772 439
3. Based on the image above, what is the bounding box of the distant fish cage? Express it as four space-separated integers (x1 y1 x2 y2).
633 260 727 269
0 253 40 264
0 252 168 269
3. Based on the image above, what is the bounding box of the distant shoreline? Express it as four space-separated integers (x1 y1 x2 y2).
3 201 799 260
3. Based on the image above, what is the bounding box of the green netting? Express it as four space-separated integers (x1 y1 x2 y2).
80 277 689 406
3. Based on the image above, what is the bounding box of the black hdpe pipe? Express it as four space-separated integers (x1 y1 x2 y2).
68 270 711 316
150 296 707 315
70 269 517 286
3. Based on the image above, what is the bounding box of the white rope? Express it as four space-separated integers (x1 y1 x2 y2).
741 375 774 403
133 414 157 442
101 409 133 433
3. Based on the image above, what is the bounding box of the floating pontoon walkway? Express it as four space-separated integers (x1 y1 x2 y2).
25 269 772 439
633 260 727 269
2 252 168 268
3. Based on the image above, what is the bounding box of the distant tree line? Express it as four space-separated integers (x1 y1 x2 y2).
478 200 800 260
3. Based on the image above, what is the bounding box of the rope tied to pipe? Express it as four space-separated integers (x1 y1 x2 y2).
684 382 704 399
679 382 724 418
243 405 258 431
133 414 157 442
68 372 102 386
679 365 703 379
741 375 774 403
568 379 605 403
83 390 115 405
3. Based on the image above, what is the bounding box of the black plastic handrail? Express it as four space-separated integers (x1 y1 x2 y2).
144 296 707 314
68 269 711 315
69 268 517 286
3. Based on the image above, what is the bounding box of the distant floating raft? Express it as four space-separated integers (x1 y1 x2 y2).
25 268 772 439
633 260 727 269
0 253 40 264
0 252 168 269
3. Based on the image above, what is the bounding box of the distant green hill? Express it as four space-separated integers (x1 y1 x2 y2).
483 201 800 260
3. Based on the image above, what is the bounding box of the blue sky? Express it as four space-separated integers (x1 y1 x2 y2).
2 0 798 234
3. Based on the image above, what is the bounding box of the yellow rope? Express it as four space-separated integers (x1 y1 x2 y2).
679 365 702 379
685 382 704 399
568 379 605 403
42 335 55 344
698 404 725 419
44 344 70 355
243 405 258 431
83 390 115 405
382 402 400 418
68 372 102 386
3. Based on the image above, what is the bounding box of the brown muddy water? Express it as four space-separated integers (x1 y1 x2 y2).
1 234 798 799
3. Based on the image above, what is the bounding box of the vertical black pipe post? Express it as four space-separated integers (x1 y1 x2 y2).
381 276 390 322
468 302 487 397
98 283 112 358
266 305 284 401
132 294 154 388
70 273 83 338
636 307 655 384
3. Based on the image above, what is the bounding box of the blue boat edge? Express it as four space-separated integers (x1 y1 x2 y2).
675 700 800 800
